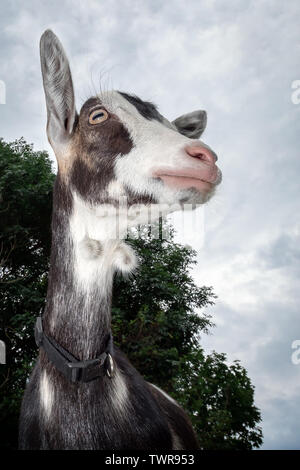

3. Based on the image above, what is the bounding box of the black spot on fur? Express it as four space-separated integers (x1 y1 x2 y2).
119 92 163 123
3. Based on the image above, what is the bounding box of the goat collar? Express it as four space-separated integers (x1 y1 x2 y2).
34 316 115 383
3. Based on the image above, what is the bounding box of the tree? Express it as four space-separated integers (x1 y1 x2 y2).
0 138 54 449
0 137 262 449
174 349 263 449
112 224 215 390
113 226 262 449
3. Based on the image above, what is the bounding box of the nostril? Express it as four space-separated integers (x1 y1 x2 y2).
196 152 207 161
185 145 217 163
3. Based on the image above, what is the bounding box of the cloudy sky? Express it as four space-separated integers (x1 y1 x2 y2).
1 0 300 449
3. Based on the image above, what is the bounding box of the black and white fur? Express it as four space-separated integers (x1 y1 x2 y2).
19 30 221 450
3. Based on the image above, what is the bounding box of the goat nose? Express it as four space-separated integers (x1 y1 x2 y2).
185 144 218 163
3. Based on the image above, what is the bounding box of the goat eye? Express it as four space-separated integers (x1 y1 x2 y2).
89 109 108 124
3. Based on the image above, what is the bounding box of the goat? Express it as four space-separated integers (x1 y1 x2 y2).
18 30 221 450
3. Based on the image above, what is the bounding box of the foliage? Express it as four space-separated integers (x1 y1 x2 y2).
0 138 262 449
174 349 262 450
112 225 262 449
0 138 55 448
112 224 215 390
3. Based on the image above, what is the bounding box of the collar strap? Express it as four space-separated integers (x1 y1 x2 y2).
34 316 115 383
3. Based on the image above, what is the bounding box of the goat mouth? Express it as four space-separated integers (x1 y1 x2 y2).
152 165 220 192
152 165 220 193
155 174 213 192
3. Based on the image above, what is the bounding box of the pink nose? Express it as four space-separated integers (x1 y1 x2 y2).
185 144 218 164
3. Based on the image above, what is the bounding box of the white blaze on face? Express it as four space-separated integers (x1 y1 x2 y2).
97 92 205 206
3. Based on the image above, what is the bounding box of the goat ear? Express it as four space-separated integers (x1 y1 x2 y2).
172 110 207 139
40 30 77 151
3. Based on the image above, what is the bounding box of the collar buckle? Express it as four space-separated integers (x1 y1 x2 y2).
67 357 105 383
35 317 113 384
106 353 115 378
